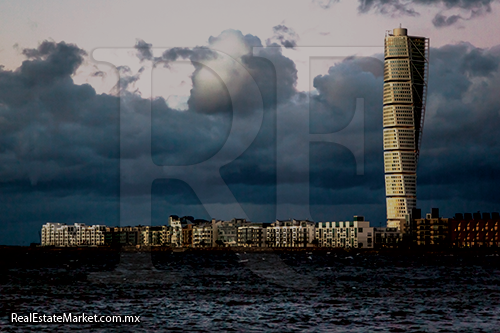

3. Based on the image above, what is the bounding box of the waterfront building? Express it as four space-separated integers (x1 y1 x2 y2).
237 223 270 247
373 227 403 248
449 212 500 248
140 226 163 246
104 227 122 246
192 223 213 247
266 219 315 247
415 208 450 247
103 226 144 246
383 27 429 231
160 225 172 246
182 224 194 247
213 218 248 247
169 215 183 247
41 222 106 246
41 222 65 246
316 216 374 249
118 226 141 246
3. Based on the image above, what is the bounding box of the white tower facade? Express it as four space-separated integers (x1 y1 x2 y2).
383 28 429 230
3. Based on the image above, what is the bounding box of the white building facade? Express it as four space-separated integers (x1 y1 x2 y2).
169 216 183 247
192 223 213 247
140 226 163 246
41 222 106 246
316 217 374 249
266 219 315 247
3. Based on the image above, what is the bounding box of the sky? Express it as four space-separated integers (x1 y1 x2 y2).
1 0 500 245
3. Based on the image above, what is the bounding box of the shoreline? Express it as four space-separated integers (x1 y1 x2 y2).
2 244 500 256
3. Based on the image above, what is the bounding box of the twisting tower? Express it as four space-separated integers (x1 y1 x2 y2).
383 27 429 230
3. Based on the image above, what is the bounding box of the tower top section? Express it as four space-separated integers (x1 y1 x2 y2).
393 27 407 36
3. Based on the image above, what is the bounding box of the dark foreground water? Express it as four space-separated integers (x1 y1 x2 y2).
1 251 500 332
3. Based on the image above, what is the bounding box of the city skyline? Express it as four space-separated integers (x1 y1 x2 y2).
1 1 500 245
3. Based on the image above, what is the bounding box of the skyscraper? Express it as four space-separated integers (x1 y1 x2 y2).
383 27 429 230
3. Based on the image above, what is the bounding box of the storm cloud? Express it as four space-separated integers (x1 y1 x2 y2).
266 25 299 49
1 30 500 244
315 0 497 27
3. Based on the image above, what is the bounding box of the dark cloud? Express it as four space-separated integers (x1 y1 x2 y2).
266 25 299 49
427 42 500 100
115 65 142 92
136 30 297 115
135 39 153 61
417 43 500 207
151 97 232 166
438 0 493 11
308 56 385 209
159 47 213 63
432 13 464 27
312 0 340 9
358 0 419 16
312 56 383 133
431 1 493 27
0 40 120 191
316 0 496 27
461 47 500 76
0 31 297 244
91 70 105 77
293 41 500 219
15 41 86 87
358 0 494 14
134 39 218 67
1 32 500 244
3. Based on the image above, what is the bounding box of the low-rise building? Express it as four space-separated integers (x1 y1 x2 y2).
266 219 315 247
169 215 183 247
161 225 172 246
415 209 450 247
182 224 194 248
374 227 402 248
119 226 141 246
41 222 106 246
193 223 213 247
103 226 142 246
41 222 65 246
237 223 270 247
213 218 248 247
140 226 163 246
449 212 500 248
104 227 122 246
316 216 374 249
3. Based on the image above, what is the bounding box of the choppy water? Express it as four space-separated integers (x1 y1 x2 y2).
1 251 500 332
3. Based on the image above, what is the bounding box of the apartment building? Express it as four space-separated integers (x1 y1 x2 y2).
140 226 163 246
169 216 183 247
192 223 213 247
315 216 374 249
41 222 106 246
237 223 269 247
449 212 500 248
415 209 450 247
213 218 248 247
266 219 315 247
373 227 403 248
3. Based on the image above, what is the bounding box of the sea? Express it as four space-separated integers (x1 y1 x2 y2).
1 250 500 332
